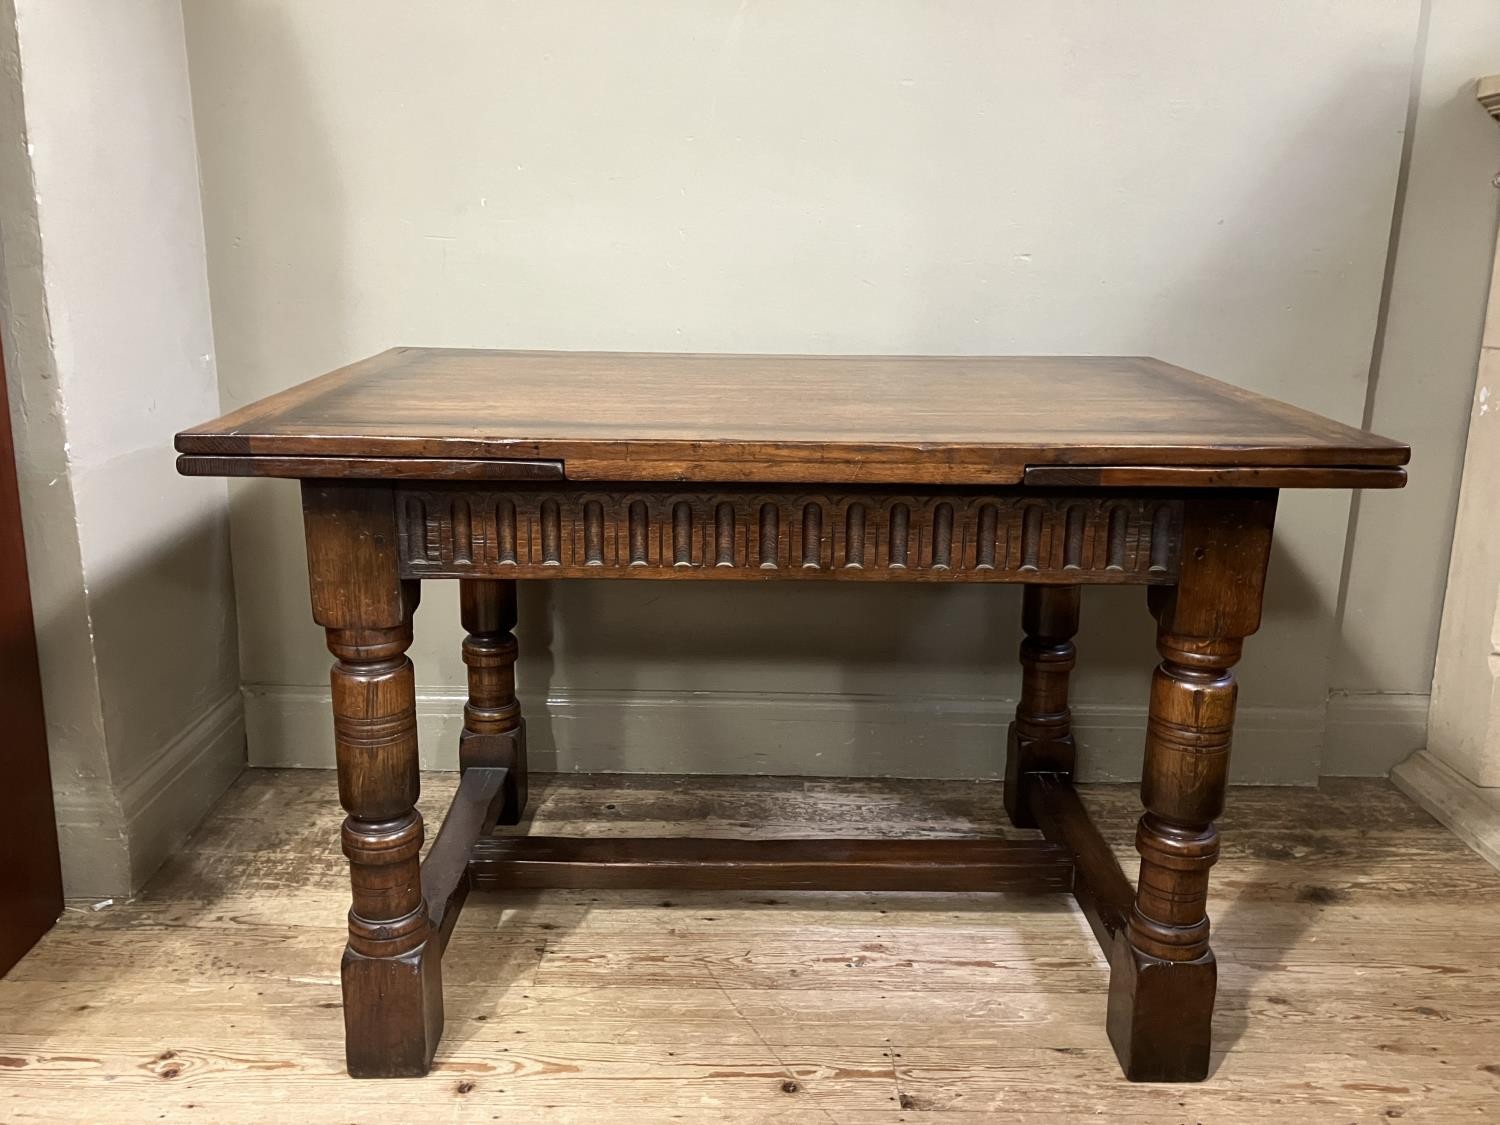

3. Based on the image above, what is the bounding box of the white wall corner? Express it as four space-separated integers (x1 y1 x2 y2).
1389 74 1500 874
2 0 245 898
1422 76 1500 789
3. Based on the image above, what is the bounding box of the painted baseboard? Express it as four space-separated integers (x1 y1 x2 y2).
1322 692 1430 776
1392 749 1500 872
51 691 246 899
244 684 1325 784
117 691 247 891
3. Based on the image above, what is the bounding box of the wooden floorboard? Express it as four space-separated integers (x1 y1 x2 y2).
3 771 1499 1122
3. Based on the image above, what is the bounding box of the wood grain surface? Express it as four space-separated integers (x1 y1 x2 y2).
175 349 1410 485
395 484 1184 583
468 835 1074 892
3 770 1496 1121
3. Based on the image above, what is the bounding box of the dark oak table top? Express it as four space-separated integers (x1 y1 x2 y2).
177 348 1408 487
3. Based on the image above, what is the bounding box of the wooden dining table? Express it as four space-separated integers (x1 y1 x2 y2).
176 349 1408 1083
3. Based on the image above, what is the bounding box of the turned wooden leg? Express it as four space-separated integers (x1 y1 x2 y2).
305 482 443 1078
1107 495 1276 1082
459 578 528 825
1005 585 1080 828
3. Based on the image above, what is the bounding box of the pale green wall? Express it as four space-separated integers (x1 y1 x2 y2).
178 1 1483 782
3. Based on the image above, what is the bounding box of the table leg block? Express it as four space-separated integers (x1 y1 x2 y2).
1106 941 1216 1082
1004 585 1080 828
305 482 450 1078
1103 494 1274 1083
342 943 444 1079
460 578 529 824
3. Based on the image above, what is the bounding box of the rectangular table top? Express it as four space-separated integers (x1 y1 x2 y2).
176 349 1408 487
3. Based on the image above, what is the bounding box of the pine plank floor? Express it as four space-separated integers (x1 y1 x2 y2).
3 771 1499 1122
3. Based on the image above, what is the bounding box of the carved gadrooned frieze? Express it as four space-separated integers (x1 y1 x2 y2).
394 486 1182 583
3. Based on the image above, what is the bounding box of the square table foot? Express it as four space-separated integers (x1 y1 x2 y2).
1003 725 1076 829
1105 940 1215 1082
341 942 445 1079
1003 585 1081 829
461 726 528 826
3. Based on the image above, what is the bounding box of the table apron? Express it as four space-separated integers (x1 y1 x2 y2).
392 483 1184 584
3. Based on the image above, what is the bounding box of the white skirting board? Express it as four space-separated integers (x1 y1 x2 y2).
1392 749 1500 872
239 684 1389 784
50 691 246 899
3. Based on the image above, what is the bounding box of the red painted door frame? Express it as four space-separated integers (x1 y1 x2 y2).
0 324 65 974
